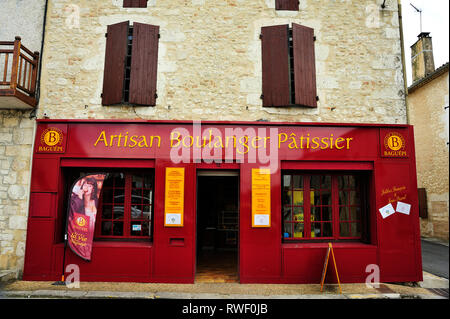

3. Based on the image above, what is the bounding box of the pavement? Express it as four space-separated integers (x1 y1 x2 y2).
0 238 448 301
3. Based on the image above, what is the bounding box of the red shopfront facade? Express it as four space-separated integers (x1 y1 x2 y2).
23 119 423 284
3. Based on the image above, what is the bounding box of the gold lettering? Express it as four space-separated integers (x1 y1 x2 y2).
94 131 108 147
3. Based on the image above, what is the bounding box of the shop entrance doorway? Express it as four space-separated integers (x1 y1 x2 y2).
196 171 239 283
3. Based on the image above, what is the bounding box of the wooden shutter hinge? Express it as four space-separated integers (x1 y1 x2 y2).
155 93 158 99
101 93 103 98
105 33 107 38
313 36 316 41
260 94 264 99
316 96 319 101
259 34 263 40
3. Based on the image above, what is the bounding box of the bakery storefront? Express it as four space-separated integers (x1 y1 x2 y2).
23 120 423 284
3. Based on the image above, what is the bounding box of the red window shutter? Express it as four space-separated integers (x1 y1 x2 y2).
261 25 290 107
123 0 147 8
292 23 317 108
276 0 299 11
102 21 129 106
418 188 428 218
128 23 159 106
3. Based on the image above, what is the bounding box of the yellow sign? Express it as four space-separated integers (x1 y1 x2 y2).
251 168 271 228
164 167 185 227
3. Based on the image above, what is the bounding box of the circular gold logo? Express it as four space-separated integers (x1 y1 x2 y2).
384 132 405 151
76 216 86 227
41 128 62 146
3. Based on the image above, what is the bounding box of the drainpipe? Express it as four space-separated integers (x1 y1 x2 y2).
397 0 410 124
33 0 49 116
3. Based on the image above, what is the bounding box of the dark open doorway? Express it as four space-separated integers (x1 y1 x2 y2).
196 171 239 283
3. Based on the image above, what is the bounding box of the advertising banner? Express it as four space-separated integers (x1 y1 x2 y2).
66 173 107 261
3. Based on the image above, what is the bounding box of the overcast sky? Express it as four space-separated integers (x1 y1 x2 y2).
401 0 449 86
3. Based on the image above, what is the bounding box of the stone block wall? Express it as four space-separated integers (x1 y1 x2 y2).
37 0 407 124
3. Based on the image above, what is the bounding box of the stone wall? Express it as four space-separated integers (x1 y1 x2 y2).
0 0 46 275
37 0 407 124
408 71 449 241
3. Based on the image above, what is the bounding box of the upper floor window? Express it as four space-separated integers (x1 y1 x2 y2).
123 0 148 8
102 21 159 106
275 0 299 11
282 173 369 242
261 23 317 108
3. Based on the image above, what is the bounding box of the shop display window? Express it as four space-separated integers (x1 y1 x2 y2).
282 172 369 242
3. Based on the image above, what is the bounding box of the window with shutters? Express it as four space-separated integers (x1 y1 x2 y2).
102 21 159 106
275 0 299 11
282 173 370 242
123 0 148 8
261 23 317 108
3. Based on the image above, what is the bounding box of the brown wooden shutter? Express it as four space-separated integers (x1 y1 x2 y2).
418 188 428 218
261 25 290 107
102 21 129 105
276 0 299 11
123 0 147 8
292 23 317 108
128 23 159 106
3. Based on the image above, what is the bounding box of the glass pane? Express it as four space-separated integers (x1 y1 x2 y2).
293 207 304 222
338 176 346 189
321 176 331 189
103 176 114 188
113 222 123 236
310 176 320 190
293 223 304 238
348 176 356 188
322 190 332 205
283 206 292 222
283 191 292 206
132 176 143 188
323 223 333 237
142 205 151 219
143 190 152 205
293 191 303 205
114 188 125 203
340 222 349 237
293 175 303 189
131 189 142 204
131 205 143 219
101 221 112 235
350 207 361 220
113 205 124 220
102 205 113 219
144 175 153 189
339 191 348 205
114 173 125 187
283 223 292 238
322 207 332 221
311 223 321 238
142 222 150 237
350 222 361 237
311 191 320 205
339 207 349 221
311 206 321 222
283 175 291 188
102 188 113 203
349 191 360 205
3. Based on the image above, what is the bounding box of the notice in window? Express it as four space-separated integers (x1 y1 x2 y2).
164 167 185 227
252 168 271 227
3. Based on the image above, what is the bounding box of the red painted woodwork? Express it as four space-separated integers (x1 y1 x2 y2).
23 120 423 284
123 0 147 8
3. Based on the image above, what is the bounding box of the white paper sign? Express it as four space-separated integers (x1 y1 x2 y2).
254 214 270 226
396 201 411 215
379 203 395 219
165 213 181 225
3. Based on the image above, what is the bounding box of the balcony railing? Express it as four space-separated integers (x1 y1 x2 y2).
0 36 40 109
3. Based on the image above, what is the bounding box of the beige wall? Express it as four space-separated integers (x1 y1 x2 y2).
37 0 407 124
408 70 449 240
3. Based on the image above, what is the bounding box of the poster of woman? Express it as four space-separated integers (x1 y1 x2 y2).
66 173 107 261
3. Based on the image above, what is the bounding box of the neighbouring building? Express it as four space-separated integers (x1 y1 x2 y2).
0 0 46 278
2 0 423 284
407 32 449 241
